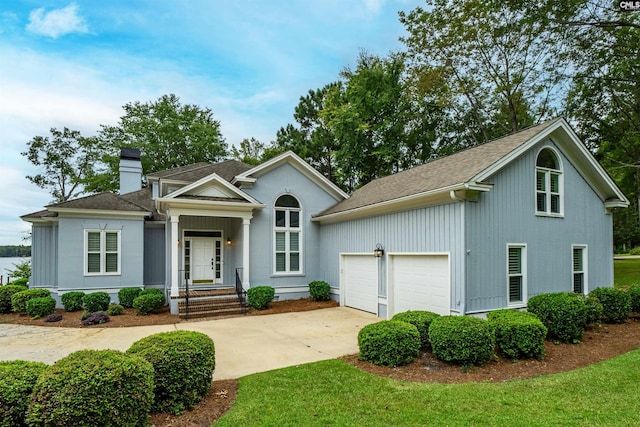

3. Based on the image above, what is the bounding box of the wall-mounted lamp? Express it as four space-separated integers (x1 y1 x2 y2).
226 238 232 246
177 240 181 247
374 243 384 258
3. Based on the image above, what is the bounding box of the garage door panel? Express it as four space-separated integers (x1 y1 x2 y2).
343 255 378 314
391 255 450 316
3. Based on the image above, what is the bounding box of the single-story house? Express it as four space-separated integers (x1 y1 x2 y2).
22 117 629 318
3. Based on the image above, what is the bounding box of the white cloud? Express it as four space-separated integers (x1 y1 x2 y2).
26 3 88 39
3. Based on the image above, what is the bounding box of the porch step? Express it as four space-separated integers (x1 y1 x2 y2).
177 291 247 320
172 287 237 299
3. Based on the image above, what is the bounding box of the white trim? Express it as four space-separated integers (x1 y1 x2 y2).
83 229 121 276
273 193 303 275
47 208 150 219
571 244 588 294
535 146 565 217
165 172 263 205
506 243 527 307
182 229 225 285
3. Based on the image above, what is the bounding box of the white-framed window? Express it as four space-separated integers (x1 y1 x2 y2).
507 244 527 306
274 194 302 274
535 147 563 216
85 230 121 275
572 245 588 294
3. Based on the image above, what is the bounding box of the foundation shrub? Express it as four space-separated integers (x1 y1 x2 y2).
133 293 165 315
61 291 85 312
247 286 275 310
391 310 441 349
25 296 56 319
628 284 640 313
26 349 154 427
118 287 142 308
578 293 604 325
7 278 28 287
487 309 546 360
527 292 586 343
309 281 331 301
127 330 216 415
0 360 48 427
0 284 27 313
11 289 50 314
588 287 632 324
106 304 124 316
358 320 421 367
429 316 496 367
82 292 111 313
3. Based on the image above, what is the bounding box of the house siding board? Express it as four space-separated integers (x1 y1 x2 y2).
242 163 339 289
143 225 165 286
57 217 144 290
465 139 614 312
30 224 58 288
319 202 464 315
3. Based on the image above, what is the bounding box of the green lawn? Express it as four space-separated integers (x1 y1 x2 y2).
216 352 640 426
614 257 640 288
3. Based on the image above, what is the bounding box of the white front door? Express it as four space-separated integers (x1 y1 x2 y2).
189 237 223 284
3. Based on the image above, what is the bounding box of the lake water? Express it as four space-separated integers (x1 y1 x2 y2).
0 257 30 281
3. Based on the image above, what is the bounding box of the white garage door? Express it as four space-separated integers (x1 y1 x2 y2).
390 254 450 316
342 255 378 314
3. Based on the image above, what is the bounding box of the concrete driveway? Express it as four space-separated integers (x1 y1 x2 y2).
0 307 378 380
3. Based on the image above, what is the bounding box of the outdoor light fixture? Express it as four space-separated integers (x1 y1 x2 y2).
374 243 384 258
226 238 232 246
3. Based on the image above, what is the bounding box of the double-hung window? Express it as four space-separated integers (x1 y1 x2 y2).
572 245 587 294
507 244 527 306
274 195 302 274
536 148 563 216
85 230 121 275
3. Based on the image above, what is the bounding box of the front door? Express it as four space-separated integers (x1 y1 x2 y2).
188 237 223 285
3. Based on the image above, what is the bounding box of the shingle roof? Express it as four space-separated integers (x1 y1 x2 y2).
48 192 151 213
147 160 253 183
317 119 561 218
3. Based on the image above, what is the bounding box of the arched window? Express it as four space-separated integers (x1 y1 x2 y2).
535 148 563 215
274 194 301 273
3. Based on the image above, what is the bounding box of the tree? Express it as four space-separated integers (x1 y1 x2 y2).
230 138 266 166
22 127 103 202
97 94 228 192
5 259 31 280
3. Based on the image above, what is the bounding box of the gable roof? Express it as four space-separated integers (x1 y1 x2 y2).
147 160 253 183
314 118 628 223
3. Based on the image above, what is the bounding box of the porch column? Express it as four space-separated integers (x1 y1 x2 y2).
170 215 180 297
242 218 250 287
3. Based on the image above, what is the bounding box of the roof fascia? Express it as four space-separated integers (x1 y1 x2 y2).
45 208 150 219
165 172 261 204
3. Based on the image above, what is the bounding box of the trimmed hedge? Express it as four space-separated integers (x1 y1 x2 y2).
82 291 111 313
127 331 216 415
487 309 546 360
26 296 56 319
107 304 124 316
358 320 421 367
527 292 587 343
26 349 154 427
139 288 163 297
0 360 48 427
0 284 27 313
391 310 441 349
118 287 142 308
61 291 85 312
309 281 331 301
7 278 28 287
588 287 631 324
11 289 50 314
580 293 604 325
133 293 165 315
429 316 496 367
247 286 275 310
628 284 640 314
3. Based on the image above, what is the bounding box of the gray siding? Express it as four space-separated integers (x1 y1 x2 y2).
143 224 166 286
242 162 341 290
30 224 58 288
319 202 465 315
57 217 144 291
465 138 614 312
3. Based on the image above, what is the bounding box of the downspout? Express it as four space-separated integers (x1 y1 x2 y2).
450 191 466 316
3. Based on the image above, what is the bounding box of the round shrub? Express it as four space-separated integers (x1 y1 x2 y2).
26 349 154 427
139 288 164 297
127 330 216 414
82 291 111 313
309 281 331 301
26 296 56 319
11 289 50 314
588 287 631 324
247 286 275 310
118 287 142 308
628 284 640 314
81 312 110 326
0 360 48 427
429 316 496 367
358 320 421 367
579 293 604 325
487 309 546 360
0 284 27 313
7 278 28 287
61 291 85 312
391 310 441 349
107 303 124 316
133 293 166 315
527 292 587 343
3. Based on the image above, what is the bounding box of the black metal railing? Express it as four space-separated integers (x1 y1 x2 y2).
235 268 246 307
179 269 190 320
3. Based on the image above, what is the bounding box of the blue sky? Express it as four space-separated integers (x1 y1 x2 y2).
0 0 421 246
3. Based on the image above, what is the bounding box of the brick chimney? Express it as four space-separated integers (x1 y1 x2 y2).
119 148 142 194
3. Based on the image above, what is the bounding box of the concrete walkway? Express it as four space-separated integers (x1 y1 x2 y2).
0 307 379 380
